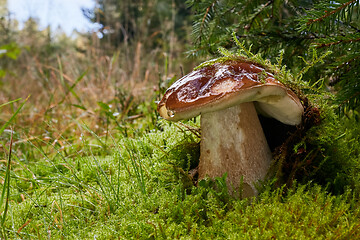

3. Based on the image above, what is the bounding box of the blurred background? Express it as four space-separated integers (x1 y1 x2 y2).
1 0 194 141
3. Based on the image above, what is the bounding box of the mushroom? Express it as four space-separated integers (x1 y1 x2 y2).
157 60 303 197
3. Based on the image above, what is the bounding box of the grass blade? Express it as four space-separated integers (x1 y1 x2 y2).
0 128 13 238
0 96 29 136
58 70 88 106
0 98 22 109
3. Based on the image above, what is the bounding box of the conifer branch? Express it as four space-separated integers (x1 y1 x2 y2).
306 0 357 25
246 1 273 30
188 0 360 115
316 36 360 48
201 3 214 25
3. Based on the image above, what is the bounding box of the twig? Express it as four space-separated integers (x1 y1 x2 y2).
316 37 360 48
307 0 357 25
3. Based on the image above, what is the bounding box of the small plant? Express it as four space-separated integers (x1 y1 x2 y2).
0 42 21 78
0 98 27 238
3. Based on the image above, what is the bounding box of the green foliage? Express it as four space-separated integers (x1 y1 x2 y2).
187 0 360 115
0 42 21 78
296 0 360 115
0 42 20 60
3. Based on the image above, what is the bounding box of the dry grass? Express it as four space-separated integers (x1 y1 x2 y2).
2 32 190 136
0 28 195 165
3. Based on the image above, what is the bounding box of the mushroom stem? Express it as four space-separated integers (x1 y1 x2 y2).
198 102 272 197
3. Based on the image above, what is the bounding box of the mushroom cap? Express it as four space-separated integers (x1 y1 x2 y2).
157 60 303 125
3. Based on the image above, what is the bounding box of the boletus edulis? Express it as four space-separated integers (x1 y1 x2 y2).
157 60 303 197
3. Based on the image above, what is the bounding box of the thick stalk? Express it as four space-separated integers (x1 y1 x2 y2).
199 102 272 197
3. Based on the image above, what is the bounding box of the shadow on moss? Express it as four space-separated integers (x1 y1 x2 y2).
267 96 360 195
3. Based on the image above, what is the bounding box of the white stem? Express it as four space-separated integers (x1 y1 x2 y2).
199 102 272 197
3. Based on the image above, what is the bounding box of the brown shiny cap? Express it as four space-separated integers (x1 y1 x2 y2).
157 60 303 125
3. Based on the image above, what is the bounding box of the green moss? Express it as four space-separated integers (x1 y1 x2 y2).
2 118 360 239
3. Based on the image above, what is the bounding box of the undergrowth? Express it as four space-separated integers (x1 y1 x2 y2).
0 112 359 238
